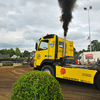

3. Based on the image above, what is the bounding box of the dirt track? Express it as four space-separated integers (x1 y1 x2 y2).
0 67 100 100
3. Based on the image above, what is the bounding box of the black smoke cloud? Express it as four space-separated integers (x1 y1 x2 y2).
58 0 77 36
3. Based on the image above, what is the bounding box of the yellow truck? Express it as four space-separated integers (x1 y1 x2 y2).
34 34 100 90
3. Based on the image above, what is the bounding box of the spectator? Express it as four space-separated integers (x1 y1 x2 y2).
87 58 90 64
75 59 78 65
98 57 100 64
94 58 96 64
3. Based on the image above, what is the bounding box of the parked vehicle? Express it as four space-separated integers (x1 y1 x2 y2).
79 51 100 65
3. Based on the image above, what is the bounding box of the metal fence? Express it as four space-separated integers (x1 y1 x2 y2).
0 59 25 63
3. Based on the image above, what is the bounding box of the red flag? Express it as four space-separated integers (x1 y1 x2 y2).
87 36 90 40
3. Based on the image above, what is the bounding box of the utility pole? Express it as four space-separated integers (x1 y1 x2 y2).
84 6 92 52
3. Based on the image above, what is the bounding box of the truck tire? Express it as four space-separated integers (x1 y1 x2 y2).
95 74 100 90
41 65 54 77
30 59 34 67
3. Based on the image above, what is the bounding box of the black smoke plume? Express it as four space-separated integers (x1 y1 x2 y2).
58 0 77 36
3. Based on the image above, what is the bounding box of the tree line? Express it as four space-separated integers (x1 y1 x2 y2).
0 40 100 59
0 47 34 58
74 40 100 58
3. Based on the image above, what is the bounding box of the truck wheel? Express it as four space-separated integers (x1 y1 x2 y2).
95 74 100 90
41 65 54 77
30 60 34 67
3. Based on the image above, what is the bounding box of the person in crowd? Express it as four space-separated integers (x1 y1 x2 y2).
87 58 90 64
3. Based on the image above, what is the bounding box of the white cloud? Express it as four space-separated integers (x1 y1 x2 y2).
0 0 100 52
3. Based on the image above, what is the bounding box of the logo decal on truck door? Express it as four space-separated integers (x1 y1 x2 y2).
50 41 54 47
37 54 41 59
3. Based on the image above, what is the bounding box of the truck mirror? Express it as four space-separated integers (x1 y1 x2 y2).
35 43 38 50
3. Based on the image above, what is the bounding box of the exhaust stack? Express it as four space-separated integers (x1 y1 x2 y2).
63 31 67 58
57 0 77 64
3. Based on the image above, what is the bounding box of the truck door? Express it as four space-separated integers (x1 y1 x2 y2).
35 40 49 66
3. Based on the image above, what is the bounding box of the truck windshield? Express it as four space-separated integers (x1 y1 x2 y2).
30 52 35 57
39 40 48 50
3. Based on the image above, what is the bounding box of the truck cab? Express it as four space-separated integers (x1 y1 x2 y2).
34 34 74 74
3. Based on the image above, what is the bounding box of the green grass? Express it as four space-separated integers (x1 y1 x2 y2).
13 63 22 66
0 63 2 66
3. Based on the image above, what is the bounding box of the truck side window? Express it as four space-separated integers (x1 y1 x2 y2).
59 42 67 48
39 40 48 50
59 42 64 48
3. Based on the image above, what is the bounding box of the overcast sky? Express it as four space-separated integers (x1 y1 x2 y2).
0 0 100 52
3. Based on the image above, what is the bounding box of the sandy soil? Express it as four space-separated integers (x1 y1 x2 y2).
0 67 100 100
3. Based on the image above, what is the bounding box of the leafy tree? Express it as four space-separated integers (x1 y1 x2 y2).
5 49 9 54
97 42 100 51
74 48 78 58
91 40 99 51
23 50 30 57
78 50 83 55
32 51 35 53
8 48 15 57
88 40 100 51
74 53 78 59
74 49 88 59
15 47 21 56
82 49 87 52
0 49 5 54
87 45 90 51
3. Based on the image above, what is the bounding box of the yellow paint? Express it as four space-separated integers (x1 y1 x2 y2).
57 37 73 59
56 66 97 84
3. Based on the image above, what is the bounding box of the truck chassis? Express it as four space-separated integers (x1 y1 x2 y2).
40 64 100 90
56 64 100 90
